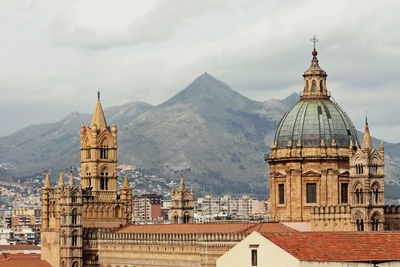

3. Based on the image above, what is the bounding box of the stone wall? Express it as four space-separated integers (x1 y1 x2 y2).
83 230 247 267
310 204 353 231
384 205 400 231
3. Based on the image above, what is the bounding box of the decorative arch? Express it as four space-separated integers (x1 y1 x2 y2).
312 80 316 92
114 205 120 218
99 166 109 190
371 182 380 204
371 212 382 231
71 230 78 247
72 208 78 225
183 212 190 224
354 211 364 231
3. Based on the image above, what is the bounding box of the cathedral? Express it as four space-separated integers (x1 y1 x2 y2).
266 47 400 231
40 45 400 267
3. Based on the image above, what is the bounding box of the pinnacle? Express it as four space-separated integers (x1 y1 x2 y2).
43 173 51 188
69 172 75 187
362 120 373 151
90 93 107 130
58 173 64 186
122 175 129 188
179 175 186 190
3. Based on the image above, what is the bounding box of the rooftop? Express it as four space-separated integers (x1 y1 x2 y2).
0 253 51 267
115 222 296 234
262 232 400 262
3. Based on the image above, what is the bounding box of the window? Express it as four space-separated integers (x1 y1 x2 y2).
72 231 78 246
356 164 364 174
86 149 91 159
278 184 285 204
306 80 309 91
341 183 348 203
370 165 378 174
100 172 109 190
251 249 257 266
371 214 379 231
356 219 364 231
312 80 316 92
100 143 108 159
72 209 77 225
319 80 323 92
306 183 317 203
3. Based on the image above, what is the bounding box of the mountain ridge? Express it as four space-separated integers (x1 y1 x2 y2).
0 73 399 199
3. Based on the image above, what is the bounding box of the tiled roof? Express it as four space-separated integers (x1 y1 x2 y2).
115 222 296 234
0 245 40 251
0 253 52 267
262 232 400 262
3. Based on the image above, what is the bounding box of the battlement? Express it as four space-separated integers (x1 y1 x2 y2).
311 204 351 215
384 205 400 214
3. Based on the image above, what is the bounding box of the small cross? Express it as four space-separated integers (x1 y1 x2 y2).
310 34 319 50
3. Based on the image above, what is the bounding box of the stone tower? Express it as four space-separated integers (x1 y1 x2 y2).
41 93 133 267
349 119 385 231
266 48 359 222
59 173 83 267
79 92 132 228
169 176 194 224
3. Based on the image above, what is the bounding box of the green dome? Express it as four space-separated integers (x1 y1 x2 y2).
274 98 358 148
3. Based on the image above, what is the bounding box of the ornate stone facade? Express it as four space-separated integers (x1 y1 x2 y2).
41 94 132 267
266 48 400 231
169 176 194 224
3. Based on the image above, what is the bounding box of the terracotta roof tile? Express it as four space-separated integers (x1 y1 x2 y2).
0 253 52 267
116 222 296 234
262 232 400 262
0 245 40 250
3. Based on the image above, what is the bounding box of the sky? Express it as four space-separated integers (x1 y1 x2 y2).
0 0 399 142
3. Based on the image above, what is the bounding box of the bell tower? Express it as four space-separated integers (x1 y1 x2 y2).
80 91 117 195
349 119 385 231
79 92 132 228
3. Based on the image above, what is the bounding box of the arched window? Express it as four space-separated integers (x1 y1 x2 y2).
174 214 178 224
305 80 309 91
371 183 379 204
72 261 79 267
312 80 316 92
319 80 323 92
100 140 109 159
360 189 363 204
72 209 78 225
371 213 380 231
100 171 109 190
114 205 120 218
355 189 360 204
72 230 78 246
183 213 190 224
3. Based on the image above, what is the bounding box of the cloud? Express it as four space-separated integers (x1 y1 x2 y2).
0 0 399 143
49 0 235 49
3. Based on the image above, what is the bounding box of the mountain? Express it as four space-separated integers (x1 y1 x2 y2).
0 73 399 199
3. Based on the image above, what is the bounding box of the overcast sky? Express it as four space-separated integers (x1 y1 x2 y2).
0 0 399 142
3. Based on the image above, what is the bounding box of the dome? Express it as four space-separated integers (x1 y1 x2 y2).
273 98 358 148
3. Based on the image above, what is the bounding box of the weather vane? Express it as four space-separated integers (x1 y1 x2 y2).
310 34 319 50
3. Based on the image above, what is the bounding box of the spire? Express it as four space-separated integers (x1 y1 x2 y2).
122 175 129 188
43 173 51 189
58 173 64 186
302 35 328 99
179 175 186 190
362 117 373 151
90 91 107 130
69 171 75 186
380 140 385 157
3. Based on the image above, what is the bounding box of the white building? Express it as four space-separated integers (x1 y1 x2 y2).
217 231 400 267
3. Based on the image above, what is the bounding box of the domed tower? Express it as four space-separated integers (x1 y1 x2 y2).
266 47 359 222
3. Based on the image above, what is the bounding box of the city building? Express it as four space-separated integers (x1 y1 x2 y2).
132 193 162 222
265 47 400 231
